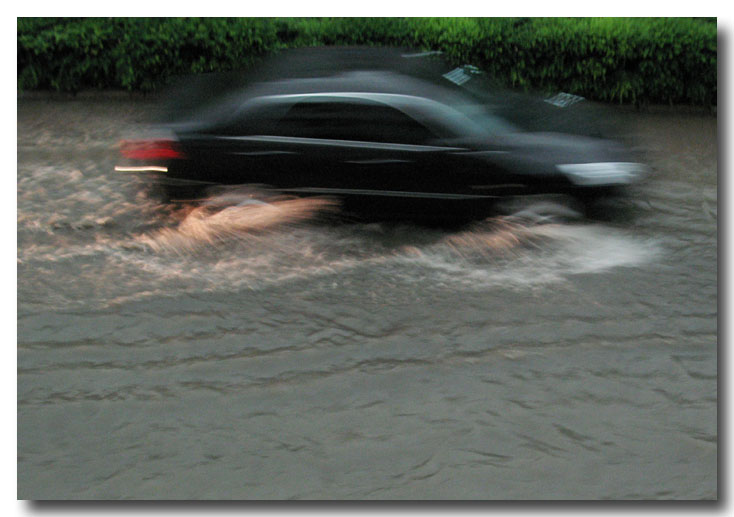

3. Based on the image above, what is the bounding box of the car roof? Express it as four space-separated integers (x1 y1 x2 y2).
159 47 617 140
238 71 473 106
158 47 475 122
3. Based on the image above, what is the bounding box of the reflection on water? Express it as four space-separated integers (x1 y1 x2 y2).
17 98 716 500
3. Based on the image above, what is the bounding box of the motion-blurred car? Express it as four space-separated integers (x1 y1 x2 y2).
117 48 648 219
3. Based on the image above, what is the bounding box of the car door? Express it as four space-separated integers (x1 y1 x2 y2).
322 97 455 197
280 95 518 201
262 95 468 198
196 96 411 193
176 97 314 189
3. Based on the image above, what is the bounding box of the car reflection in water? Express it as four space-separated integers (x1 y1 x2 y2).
117 47 648 223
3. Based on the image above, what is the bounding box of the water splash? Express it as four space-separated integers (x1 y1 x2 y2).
392 218 660 290
135 191 338 254
18 174 661 310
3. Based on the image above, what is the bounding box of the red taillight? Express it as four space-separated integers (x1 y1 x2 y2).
119 139 185 160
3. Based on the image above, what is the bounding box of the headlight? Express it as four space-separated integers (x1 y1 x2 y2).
556 162 649 186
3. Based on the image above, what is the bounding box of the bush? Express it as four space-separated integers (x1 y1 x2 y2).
17 17 717 106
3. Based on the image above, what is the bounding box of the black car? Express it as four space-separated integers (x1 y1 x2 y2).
118 48 647 220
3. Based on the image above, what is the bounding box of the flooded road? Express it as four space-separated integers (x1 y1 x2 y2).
17 97 717 499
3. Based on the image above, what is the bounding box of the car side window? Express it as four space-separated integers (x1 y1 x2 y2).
212 102 290 136
273 100 438 145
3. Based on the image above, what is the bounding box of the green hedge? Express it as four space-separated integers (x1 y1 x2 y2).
17 17 717 106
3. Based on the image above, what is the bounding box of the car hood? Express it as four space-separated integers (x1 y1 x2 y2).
453 132 648 185
452 131 636 171
497 131 629 161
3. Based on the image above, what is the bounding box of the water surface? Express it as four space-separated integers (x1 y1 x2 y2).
17 98 717 499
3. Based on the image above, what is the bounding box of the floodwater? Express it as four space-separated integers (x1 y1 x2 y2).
17 96 717 500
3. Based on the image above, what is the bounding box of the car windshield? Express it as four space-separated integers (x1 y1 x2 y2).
444 101 519 136
408 63 519 136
